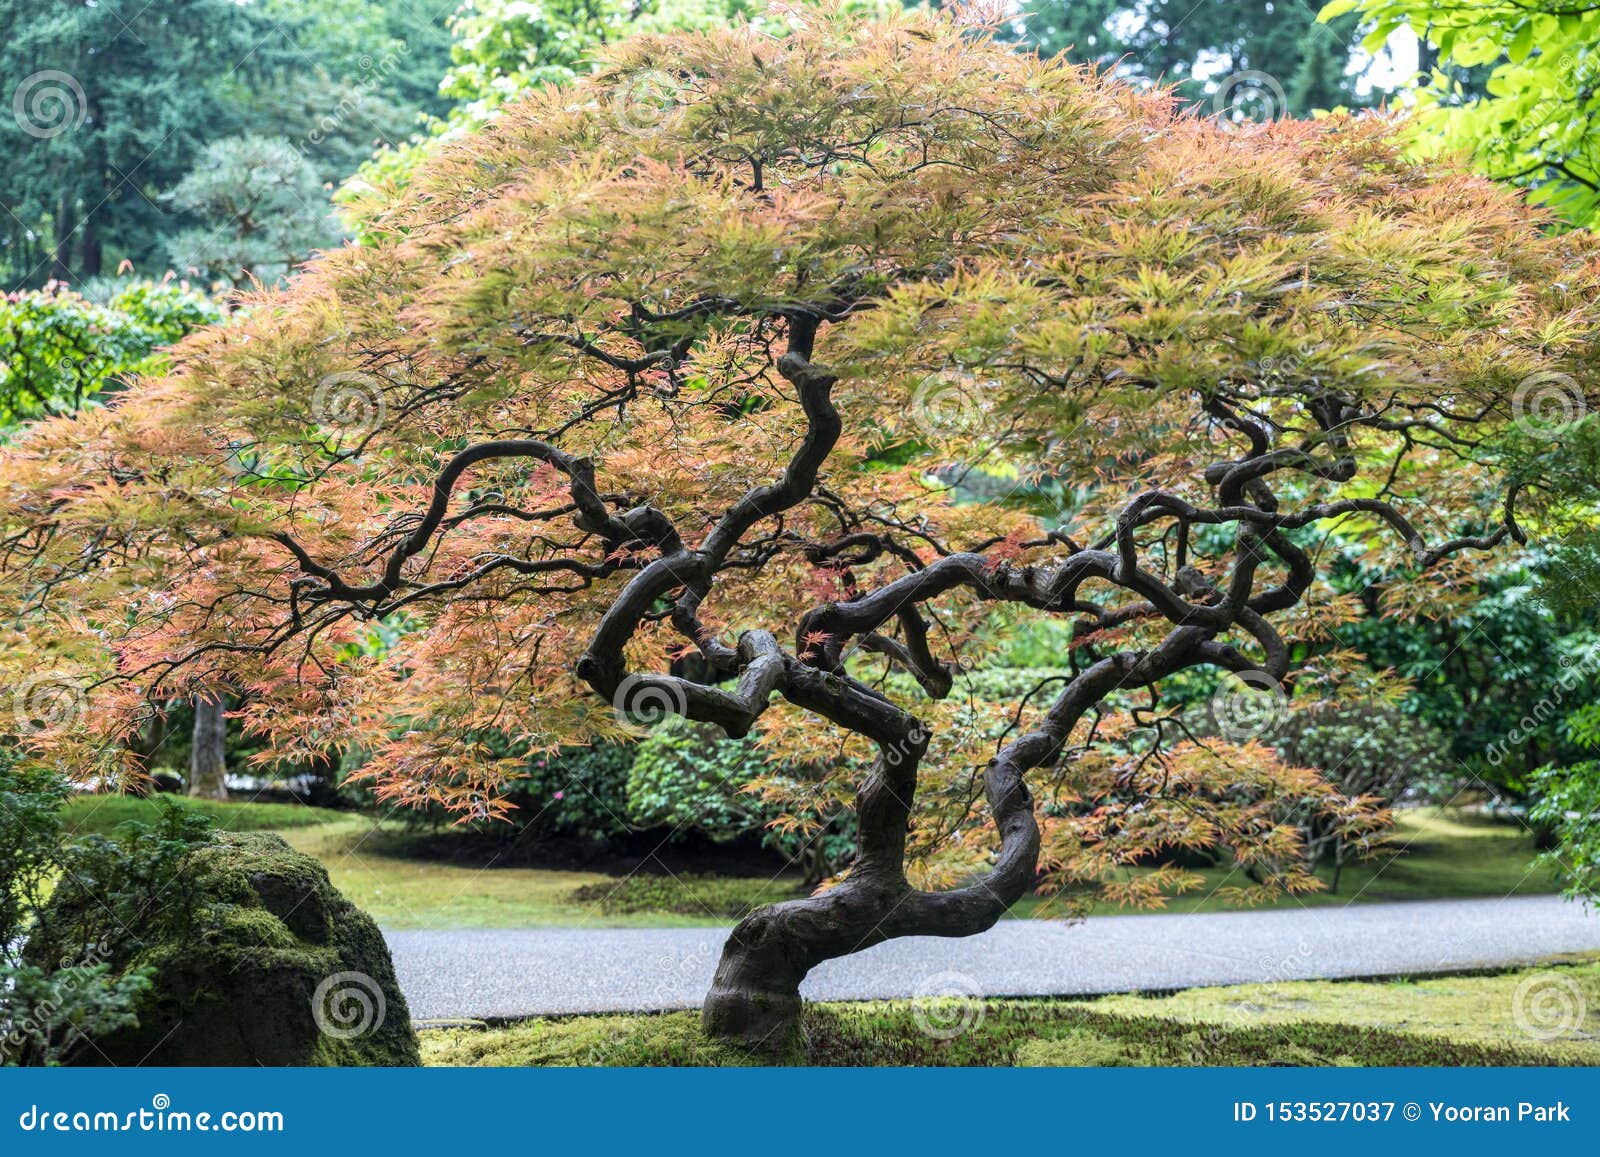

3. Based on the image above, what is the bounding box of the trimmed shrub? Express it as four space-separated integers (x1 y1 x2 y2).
1271 699 1452 803
567 873 804 918
628 718 855 884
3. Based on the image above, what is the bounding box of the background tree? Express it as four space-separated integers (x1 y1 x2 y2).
444 0 750 112
0 0 264 284
1327 0 1600 227
0 9 1591 1050
1016 0 1373 116
232 0 454 185
0 0 452 288
164 136 338 287
343 0 755 216
187 693 231 802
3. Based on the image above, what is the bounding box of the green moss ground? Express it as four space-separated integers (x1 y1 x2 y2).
420 958 1600 1067
1094 956 1600 1064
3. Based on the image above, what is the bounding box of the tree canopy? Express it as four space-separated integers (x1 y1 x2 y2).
2 5 1594 1045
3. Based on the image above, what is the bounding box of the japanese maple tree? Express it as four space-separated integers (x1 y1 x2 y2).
3 5 1597 1047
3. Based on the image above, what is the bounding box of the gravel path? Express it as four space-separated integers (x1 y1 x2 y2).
387 895 1600 1020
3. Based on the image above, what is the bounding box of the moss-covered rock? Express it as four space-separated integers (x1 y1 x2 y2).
27 831 418 1066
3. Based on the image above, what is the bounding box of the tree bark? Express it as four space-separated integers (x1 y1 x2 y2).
701 866 1033 1049
703 688 1043 1049
80 214 101 279
187 693 230 801
51 195 76 284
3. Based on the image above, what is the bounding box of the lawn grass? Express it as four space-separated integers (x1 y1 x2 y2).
59 792 338 836
1014 806 1553 919
275 816 802 930
54 797 1553 929
60 795 804 929
1094 955 1600 1064
566 872 803 918
419 958 1600 1067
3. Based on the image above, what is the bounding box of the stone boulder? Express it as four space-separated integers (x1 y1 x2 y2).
28 831 419 1066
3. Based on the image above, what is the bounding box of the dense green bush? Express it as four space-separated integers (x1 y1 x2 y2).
1266 699 1453 878
504 742 636 839
0 279 219 425
1271 699 1452 802
1333 556 1600 792
1531 760 1600 901
629 718 854 884
627 720 772 839
357 735 637 842
1530 701 1600 902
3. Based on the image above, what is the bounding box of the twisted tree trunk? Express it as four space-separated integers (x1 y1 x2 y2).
700 651 1147 1047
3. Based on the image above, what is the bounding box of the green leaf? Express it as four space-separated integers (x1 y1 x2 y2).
1362 19 1398 55
1508 22 1534 64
